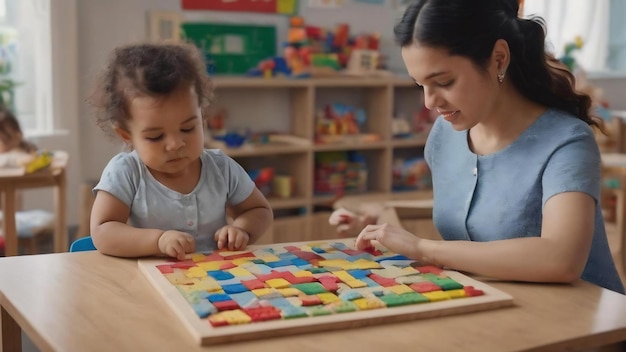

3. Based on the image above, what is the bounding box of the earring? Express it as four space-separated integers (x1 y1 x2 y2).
497 71 505 83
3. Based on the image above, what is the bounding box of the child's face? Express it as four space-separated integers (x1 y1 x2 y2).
117 85 205 179
0 128 24 153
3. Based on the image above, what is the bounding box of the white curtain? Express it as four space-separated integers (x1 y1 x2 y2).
523 0 610 71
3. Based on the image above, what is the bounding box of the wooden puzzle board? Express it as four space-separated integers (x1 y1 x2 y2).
138 239 514 345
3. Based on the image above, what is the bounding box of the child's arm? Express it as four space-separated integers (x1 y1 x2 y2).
219 188 273 248
90 190 194 259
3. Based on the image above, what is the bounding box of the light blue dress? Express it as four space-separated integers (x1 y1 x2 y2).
94 149 255 252
425 109 625 293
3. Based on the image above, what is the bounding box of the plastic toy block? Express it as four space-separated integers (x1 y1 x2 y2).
213 300 241 311
185 267 208 278
192 300 217 318
164 272 196 285
399 292 429 304
379 293 406 307
374 254 410 262
241 262 273 275
360 277 380 287
291 258 310 267
232 257 257 266
372 266 406 279
190 253 207 262
198 261 230 271
255 271 286 282
219 262 236 270
221 251 256 260
363 246 383 256
338 290 362 301
292 250 324 261
330 242 349 250
207 293 232 303
352 297 386 310
277 288 302 297
311 247 326 253
251 259 266 264
318 276 340 292
369 273 398 287
422 291 451 302
318 259 352 270
351 259 382 270
395 275 428 285
293 270 314 277
346 269 371 279
292 282 328 295
278 252 299 260
299 295 323 306
251 288 278 298
331 301 358 313
334 270 357 282
243 306 282 322
415 265 444 275
227 267 253 277
429 277 463 291
464 286 485 297
410 281 443 293
317 292 340 304
388 284 414 295
229 291 258 307
281 307 308 319
445 289 466 299
221 283 249 294
265 259 294 268
266 278 291 289
258 254 281 262
241 279 267 290
171 261 197 269
207 270 235 281
208 309 251 326
309 306 333 316
342 249 368 256
284 246 300 252
307 267 328 274
282 272 316 284
318 252 350 260
156 264 174 274
272 265 302 273
379 260 416 268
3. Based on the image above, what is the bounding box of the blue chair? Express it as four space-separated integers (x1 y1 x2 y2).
69 236 96 252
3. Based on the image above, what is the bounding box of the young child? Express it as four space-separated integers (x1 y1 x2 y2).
89 42 273 260
0 105 37 154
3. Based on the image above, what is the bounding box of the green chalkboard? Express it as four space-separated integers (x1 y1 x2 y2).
181 23 276 75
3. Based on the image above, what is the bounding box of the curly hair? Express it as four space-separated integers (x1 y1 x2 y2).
90 41 214 137
0 105 37 152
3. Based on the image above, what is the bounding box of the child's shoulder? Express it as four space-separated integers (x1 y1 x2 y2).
104 151 143 172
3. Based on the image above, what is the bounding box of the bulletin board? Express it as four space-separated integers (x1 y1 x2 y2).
181 0 298 15
181 23 277 75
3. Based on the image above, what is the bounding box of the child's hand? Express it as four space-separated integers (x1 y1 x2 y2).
158 230 195 260
214 225 250 250
329 208 374 238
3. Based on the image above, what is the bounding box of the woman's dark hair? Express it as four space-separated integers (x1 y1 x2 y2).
90 41 214 136
0 105 37 152
394 0 598 129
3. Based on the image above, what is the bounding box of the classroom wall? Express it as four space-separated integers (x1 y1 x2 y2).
24 0 626 227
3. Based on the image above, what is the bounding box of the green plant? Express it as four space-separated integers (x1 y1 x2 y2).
0 28 19 111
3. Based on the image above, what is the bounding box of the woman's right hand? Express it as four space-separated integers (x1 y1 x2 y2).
158 230 195 260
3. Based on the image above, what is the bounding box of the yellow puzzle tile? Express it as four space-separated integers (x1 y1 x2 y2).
293 270 314 277
227 267 253 277
197 261 229 271
189 253 207 262
388 284 414 295
446 289 466 299
317 292 340 304
422 290 451 302
266 278 291 289
208 309 251 325
232 257 256 266
278 288 303 297
251 288 276 297
333 270 357 282
258 254 281 263
352 297 386 310
351 259 382 270
185 267 207 278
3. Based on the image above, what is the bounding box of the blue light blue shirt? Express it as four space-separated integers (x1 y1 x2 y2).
94 149 255 252
425 109 624 293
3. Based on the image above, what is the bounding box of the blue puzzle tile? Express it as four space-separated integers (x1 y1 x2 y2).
229 291 258 307
221 283 249 294
207 270 235 280
347 269 371 279
192 300 216 318
207 293 231 303
265 259 293 268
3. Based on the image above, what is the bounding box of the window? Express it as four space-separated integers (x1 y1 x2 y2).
0 0 52 133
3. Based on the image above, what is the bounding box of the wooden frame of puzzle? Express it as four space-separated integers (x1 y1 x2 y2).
138 239 514 345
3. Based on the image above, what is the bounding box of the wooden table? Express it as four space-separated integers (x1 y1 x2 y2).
1 251 626 352
0 153 68 256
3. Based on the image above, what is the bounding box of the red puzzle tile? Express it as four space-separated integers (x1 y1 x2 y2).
368 273 397 287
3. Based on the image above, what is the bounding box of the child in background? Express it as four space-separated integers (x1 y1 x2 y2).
89 42 273 260
0 105 37 154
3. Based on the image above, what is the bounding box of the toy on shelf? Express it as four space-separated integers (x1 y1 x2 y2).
248 167 274 197
315 103 380 144
392 157 431 191
315 151 368 197
248 17 388 78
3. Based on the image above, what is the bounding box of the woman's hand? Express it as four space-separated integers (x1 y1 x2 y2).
214 225 250 250
355 223 422 259
329 208 378 238
158 230 195 260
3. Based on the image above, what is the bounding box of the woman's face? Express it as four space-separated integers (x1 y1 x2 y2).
401 42 501 131
0 127 23 153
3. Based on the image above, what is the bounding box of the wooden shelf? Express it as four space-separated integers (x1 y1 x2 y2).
212 77 429 242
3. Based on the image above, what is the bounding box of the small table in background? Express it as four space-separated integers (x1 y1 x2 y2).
0 151 68 256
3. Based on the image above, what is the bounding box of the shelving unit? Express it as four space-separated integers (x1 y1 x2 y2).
208 76 433 243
